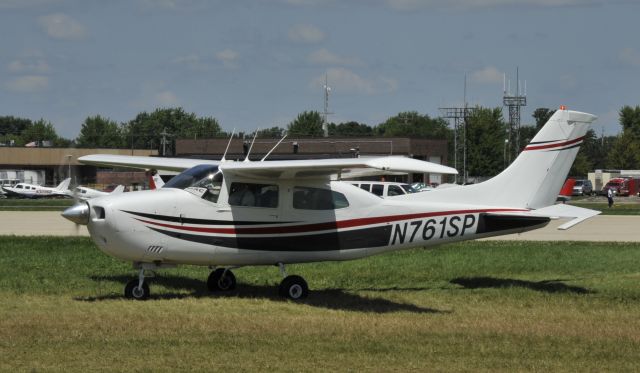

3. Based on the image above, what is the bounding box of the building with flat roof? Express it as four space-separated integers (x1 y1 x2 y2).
0 147 157 186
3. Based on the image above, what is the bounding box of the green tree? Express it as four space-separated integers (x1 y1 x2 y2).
124 108 223 155
465 107 507 177
606 105 640 169
0 116 32 146
76 115 123 148
375 111 450 139
532 108 555 130
22 119 59 144
287 111 324 137
328 121 373 136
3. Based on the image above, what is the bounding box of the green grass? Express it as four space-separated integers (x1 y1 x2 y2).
0 198 74 211
1 237 640 371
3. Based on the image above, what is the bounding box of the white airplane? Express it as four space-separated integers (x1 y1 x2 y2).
62 109 600 301
3 178 72 198
74 185 126 201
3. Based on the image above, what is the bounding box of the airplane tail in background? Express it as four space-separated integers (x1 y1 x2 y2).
111 185 125 194
149 172 164 190
416 109 597 210
56 178 71 191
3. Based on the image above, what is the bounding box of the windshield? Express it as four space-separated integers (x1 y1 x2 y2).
164 165 219 189
574 181 584 186
163 164 223 203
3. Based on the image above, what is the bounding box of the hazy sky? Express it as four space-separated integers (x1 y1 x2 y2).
1 0 639 138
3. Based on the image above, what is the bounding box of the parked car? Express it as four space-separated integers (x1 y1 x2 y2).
617 178 640 196
571 179 593 196
350 181 418 198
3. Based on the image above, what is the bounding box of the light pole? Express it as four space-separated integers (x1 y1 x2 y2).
503 139 509 169
66 154 72 181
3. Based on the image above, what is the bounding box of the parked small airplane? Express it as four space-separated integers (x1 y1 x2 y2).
63 108 600 301
3 178 71 198
74 185 125 201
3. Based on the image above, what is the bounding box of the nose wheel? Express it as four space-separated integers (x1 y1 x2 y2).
124 268 150 300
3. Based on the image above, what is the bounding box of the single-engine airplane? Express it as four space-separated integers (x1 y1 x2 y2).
62 108 600 300
3 178 71 198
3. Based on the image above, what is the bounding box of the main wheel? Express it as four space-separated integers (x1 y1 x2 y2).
279 275 308 300
124 279 150 300
207 268 236 292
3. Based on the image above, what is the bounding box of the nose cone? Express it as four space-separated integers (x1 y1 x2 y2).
62 203 90 225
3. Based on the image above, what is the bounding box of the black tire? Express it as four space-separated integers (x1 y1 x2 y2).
207 268 236 292
278 275 309 300
124 279 150 300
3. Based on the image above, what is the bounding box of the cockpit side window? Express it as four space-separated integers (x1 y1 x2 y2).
293 186 349 210
228 182 278 208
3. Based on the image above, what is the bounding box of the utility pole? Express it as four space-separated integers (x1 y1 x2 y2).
322 74 333 137
160 128 170 156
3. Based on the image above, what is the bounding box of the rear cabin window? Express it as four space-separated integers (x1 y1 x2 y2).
371 184 384 197
293 186 349 210
228 182 278 208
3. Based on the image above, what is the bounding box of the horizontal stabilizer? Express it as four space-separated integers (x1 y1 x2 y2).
486 204 600 230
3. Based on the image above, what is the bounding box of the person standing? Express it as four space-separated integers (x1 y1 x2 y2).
607 187 614 208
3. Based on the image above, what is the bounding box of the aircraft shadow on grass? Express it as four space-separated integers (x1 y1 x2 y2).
75 274 445 314
450 276 593 294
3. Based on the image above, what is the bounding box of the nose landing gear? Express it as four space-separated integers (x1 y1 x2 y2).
124 268 150 300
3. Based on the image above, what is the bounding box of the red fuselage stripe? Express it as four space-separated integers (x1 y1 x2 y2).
134 208 527 235
523 136 584 151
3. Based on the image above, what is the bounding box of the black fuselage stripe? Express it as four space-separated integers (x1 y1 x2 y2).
148 225 392 251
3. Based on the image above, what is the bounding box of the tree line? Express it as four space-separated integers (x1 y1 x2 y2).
1 105 639 177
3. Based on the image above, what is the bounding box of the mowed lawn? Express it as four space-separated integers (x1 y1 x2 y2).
1 237 640 371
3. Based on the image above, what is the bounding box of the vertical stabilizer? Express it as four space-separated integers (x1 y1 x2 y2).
56 178 71 191
413 109 597 209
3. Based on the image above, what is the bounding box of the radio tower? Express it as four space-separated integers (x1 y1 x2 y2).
439 74 477 184
503 67 527 164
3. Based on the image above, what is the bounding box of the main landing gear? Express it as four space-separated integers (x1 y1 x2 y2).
205 263 308 300
207 268 237 292
277 263 308 300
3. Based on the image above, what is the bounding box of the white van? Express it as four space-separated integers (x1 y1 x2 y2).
349 181 417 198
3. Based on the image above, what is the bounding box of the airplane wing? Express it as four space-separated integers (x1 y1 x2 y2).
219 156 458 179
486 203 600 230
78 154 219 172
78 154 457 179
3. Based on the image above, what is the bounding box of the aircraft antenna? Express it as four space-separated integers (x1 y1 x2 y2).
243 129 259 162
221 129 236 163
261 134 288 162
